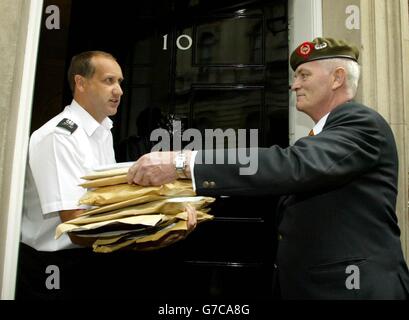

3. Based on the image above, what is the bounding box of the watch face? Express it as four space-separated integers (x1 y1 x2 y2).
175 153 186 169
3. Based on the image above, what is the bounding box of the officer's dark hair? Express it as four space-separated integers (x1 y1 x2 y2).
67 51 117 94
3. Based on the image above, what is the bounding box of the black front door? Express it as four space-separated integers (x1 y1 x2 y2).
41 0 289 299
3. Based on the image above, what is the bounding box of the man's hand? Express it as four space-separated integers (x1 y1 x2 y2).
60 209 95 247
185 203 198 235
127 151 192 186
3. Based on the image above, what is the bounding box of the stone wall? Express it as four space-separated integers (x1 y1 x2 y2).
322 0 409 260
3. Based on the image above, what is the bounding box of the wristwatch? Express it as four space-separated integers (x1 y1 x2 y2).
175 152 187 179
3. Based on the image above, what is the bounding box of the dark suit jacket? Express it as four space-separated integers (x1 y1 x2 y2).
194 102 409 299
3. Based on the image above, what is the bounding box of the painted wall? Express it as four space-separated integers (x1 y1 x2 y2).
0 0 25 299
289 0 322 144
322 0 362 102
0 0 43 299
322 0 409 260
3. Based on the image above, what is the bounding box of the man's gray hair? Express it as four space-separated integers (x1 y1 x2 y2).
319 58 361 97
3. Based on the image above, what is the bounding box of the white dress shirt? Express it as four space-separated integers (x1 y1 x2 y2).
310 112 330 136
21 100 116 251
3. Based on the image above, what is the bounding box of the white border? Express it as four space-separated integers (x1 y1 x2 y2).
288 0 323 144
1 0 44 300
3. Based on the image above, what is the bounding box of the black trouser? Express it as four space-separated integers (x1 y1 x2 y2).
272 267 282 300
15 243 182 300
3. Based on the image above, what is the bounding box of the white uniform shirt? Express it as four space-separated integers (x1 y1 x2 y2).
21 100 116 251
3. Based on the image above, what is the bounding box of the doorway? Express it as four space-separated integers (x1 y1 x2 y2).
25 0 289 299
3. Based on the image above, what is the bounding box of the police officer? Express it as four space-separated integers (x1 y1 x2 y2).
16 51 124 299
17 51 197 300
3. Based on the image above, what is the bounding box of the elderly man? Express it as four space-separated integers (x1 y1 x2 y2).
127 38 409 299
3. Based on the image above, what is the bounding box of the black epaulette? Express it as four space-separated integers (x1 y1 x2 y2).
56 118 78 134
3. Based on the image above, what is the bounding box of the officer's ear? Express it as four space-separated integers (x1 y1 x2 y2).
332 67 346 90
74 74 86 93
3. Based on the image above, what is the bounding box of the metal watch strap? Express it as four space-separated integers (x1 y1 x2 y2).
175 152 187 179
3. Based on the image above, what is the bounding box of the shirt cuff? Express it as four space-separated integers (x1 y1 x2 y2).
41 201 90 215
190 150 198 192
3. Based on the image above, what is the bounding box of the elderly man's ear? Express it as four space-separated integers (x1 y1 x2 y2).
332 67 347 90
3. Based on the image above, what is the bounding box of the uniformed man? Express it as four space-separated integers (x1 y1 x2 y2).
23 51 122 251
16 51 124 299
16 51 196 300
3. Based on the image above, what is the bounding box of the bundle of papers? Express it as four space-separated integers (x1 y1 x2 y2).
55 165 215 253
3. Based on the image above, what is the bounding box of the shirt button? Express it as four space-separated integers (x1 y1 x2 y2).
202 181 210 188
209 181 216 188
278 234 283 241
274 264 278 269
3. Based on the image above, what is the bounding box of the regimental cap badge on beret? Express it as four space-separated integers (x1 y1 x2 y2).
290 37 359 71
296 42 315 59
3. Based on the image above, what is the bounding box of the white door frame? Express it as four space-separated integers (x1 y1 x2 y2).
1 0 44 300
288 0 323 144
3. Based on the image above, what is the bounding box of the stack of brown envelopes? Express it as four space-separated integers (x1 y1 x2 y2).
55 167 215 253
